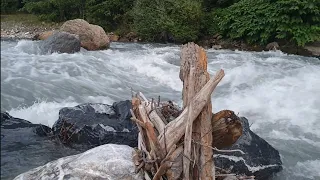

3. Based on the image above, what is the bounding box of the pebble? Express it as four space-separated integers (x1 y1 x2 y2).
1 23 59 40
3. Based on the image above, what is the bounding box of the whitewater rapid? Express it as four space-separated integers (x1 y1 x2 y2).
1 40 320 179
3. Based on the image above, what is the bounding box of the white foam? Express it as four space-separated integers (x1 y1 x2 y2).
8 100 78 127
85 96 114 105
268 130 320 148
102 46 183 91
291 159 320 179
90 104 114 114
210 51 320 138
98 124 116 132
7 95 115 127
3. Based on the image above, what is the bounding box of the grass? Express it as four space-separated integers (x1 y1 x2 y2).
1 13 62 28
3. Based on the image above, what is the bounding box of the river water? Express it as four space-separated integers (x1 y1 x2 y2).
1 40 320 179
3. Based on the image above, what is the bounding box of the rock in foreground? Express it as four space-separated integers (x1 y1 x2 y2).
40 31 81 54
60 19 110 50
14 144 143 180
52 100 138 147
214 117 282 179
0 112 86 180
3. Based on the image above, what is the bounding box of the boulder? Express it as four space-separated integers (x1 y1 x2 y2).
108 32 120 42
14 144 143 180
0 112 86 180
40 31 81 54
32 30 55 41
266 42 280 51
52 100 138 147
60 19 110 50
212 44 222 50
304 41 320 58
214 117 282 179
119 31 140 42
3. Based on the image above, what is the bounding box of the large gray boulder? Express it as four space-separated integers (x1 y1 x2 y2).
1 112 85 180
41 31 81 54
14 144 143 180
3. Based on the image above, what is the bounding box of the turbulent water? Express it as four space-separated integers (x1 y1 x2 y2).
1 40 320 179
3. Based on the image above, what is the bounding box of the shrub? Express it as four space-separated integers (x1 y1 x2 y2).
1 0 19 13
133 0 203 43
23 0 83 22
85 0 135 32
207 0 320 46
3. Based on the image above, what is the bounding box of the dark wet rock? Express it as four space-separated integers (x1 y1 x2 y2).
52 100 138 147
40 31 81 54
214 117 283 179
0 112 86 180
1 103 282 180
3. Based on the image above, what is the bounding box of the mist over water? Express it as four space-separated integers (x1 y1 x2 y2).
1 40 320 179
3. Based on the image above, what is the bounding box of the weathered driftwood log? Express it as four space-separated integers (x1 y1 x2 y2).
154 105 243 151
158 69 224 152
130 42 246 180
180 42 214 180
132 100 243 179
212 110 243 149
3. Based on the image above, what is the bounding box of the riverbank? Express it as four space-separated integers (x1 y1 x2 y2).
1 14 61 40
1 14 319 58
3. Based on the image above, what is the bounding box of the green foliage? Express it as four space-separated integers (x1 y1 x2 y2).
202 0 240 11
207 0 320 46
23 0 84 22
275 0 320 46
133 0 203 43
6 0 320 46
85 0 135 32
1 0 19 13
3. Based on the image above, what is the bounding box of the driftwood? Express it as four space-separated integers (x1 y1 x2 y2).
131 42 244 180
179 42 214 180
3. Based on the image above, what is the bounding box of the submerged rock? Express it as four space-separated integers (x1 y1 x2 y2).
0 112 86 180
40 31 81 54
214 117 282 179
14 144 143 180
52 100 138 147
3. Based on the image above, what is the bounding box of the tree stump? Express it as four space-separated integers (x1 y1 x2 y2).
180 42 214 180
131 42 226 180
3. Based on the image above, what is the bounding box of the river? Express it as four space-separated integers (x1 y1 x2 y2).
1 40 320 179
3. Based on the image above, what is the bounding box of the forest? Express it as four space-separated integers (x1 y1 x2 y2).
2 0 319 46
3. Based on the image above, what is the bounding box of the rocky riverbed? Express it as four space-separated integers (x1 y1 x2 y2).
1 14 60 40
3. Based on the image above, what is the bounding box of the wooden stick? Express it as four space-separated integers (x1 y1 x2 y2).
192 140 245 154
139 92 148 102
183 67 196 180
144 103 166 134
166 145 184 180
138 105 165 161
